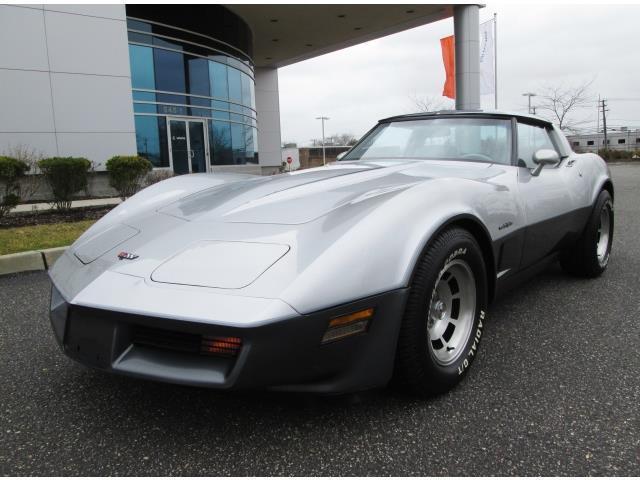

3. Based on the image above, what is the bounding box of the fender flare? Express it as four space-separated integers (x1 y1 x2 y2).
407 213 497 303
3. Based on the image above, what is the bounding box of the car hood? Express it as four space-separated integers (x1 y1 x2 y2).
158 159 497 225
51 158 505 318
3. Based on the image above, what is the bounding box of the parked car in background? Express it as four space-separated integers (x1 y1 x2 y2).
49 111 613 396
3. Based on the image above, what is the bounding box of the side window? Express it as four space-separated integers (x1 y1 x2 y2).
517 123 556 169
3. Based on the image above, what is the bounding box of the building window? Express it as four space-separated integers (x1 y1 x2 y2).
636 138 640 144
129 45 155 90
210 121 232 165
572 141 580 147
127 18 258 169
227 67 242 105
210 62 229 100
187 57 210 97
587 140 594 146
135 116 169 167
153 49 186 93
618 138 626 144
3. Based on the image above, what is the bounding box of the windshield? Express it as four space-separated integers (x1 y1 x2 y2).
342 117 512 165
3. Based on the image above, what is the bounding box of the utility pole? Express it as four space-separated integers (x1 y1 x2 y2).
596 95 600 136
522 92 537 114
601 99 608 150
316 116 330 165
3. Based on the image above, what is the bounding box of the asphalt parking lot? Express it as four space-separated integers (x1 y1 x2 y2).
1 164 639 476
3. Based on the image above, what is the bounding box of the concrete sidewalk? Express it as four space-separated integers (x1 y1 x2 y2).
0 246 67 275
11 197 121 213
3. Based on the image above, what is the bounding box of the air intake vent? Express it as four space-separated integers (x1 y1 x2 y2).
133 326 241 357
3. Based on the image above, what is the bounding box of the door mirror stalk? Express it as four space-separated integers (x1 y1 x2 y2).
531 149 560 176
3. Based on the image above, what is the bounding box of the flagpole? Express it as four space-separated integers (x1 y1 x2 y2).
494 12 498 109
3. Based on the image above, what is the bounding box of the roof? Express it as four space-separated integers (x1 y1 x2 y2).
224 4 454 68
380 110 554 126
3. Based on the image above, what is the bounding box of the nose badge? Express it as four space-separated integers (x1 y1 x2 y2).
117 251 139 260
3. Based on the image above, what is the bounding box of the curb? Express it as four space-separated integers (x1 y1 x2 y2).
0 246 67 276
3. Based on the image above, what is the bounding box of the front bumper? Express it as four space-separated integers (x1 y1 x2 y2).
50 286 409 394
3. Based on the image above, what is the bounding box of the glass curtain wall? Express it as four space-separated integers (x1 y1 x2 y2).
127 18 258 170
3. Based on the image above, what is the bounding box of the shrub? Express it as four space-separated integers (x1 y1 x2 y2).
0 156 29 218
105 155 153 199
38 157 91 210
144 168 174 188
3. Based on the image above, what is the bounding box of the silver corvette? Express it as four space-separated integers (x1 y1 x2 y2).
49 111 614 395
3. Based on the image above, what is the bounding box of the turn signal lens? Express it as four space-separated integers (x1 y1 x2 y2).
322 308 374 344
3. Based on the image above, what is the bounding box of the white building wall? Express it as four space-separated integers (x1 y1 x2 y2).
0 4 136 169
254 67 282 172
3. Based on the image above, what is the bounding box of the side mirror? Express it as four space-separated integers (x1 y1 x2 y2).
336 151 348 161
531 149 560 176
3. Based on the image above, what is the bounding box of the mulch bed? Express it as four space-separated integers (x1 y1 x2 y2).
0 205 115 229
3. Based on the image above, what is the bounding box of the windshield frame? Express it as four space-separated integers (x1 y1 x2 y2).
340 114 520 166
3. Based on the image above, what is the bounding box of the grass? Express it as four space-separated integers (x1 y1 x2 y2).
0 220 95 256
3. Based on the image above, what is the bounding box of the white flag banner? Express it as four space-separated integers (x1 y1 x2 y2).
479 19 495 95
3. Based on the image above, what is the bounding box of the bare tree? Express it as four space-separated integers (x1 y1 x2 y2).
4 144 44 202
310 133 358 147
536 80 594 133
409 94 453 113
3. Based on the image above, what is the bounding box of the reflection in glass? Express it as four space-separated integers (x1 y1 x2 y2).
211 121 232 165
227 67 242 104
244 125 256 164
231 123 245 164
241 73 251 108
135 115 167 167
209 62 228 100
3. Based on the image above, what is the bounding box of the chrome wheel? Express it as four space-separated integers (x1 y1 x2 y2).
596 204 612 267
426 259 476 366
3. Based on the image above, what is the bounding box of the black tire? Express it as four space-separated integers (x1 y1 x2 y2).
560 190 614 278
395 227 488 396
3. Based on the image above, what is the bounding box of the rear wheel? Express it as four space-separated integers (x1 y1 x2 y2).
560 190 613 277
395 227 488 396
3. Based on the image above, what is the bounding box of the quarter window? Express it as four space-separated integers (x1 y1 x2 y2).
517 123 556 169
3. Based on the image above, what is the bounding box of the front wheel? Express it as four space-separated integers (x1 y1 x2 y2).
560 190 614 278
395 227 488 396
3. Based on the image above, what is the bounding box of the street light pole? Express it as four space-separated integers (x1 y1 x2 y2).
522 92 537 114
316 116 330 165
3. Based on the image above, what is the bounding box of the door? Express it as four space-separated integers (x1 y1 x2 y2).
516 122 587 267
167 118 209 174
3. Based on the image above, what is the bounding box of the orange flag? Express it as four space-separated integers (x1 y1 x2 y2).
440 35 455 99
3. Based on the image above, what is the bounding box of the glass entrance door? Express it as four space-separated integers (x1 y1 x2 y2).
188 121 207 173
167 118 209 174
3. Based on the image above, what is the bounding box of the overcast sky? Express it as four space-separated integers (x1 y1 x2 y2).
278 3 640 146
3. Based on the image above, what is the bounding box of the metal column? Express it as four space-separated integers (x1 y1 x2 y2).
453 4 481 110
